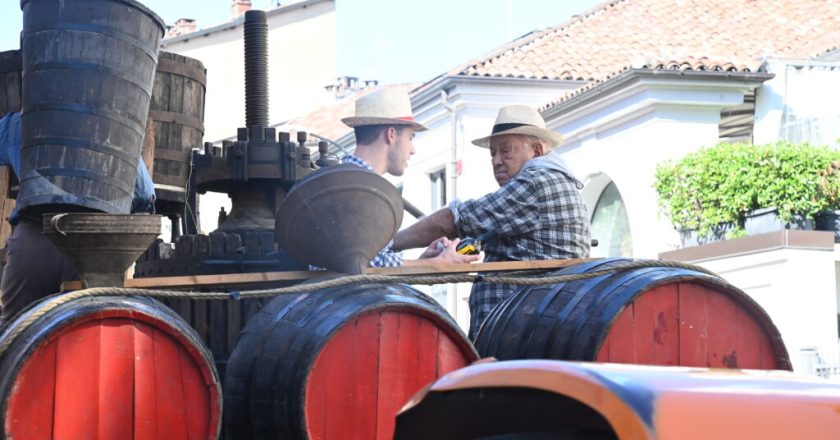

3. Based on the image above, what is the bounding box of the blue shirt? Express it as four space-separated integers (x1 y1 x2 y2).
0 112 155 223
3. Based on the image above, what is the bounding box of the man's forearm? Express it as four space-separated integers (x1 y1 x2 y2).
393 208 457 251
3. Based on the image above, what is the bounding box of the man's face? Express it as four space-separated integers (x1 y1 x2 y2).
489 134 541 186
386 126 416 176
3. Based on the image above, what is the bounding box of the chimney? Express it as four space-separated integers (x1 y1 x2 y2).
164 18 197 38
327 76 380 99
232 0 252 18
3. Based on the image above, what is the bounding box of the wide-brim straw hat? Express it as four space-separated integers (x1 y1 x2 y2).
471 105 563 149
341 88 427 131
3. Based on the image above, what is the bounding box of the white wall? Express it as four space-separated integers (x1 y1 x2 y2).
754 60 840 147
548 76 760 257
161 1 336 142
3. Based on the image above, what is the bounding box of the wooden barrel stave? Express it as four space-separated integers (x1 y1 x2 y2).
149 51 206 206
224 283 478 440
0 295 222 439
0 50 21 117
476 258 791 370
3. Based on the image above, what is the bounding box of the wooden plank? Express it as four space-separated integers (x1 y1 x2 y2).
153 327 189 440
227 298 241 352
375 312 402 440
0 166 10 197
601 301 636 363
308 311 380 439
6 337 57 439
61 258 600 291
436 329 473 374
651 284 680 366
133 324 157 439
98 320 134 440
734 304 762 369
706 289 738 368
54 322 100 439
678 283 709 367
179 343 213 440
141 119 155 177
384 257 595 275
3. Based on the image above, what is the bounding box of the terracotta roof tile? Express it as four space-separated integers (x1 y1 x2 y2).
538 55 758 111
449 0 840 83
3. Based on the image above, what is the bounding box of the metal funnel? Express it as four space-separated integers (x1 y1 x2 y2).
276 165 403 274
43 213 162 288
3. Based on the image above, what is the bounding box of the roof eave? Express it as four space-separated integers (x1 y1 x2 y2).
541 68 775 121
411 74 586 109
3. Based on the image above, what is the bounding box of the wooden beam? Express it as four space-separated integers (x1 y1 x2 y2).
60 258 598 292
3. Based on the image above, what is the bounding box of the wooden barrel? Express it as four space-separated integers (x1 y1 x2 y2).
0 295 222 439
224 283 478 440
0 50 21 117
149 51 206 206
17 0 164 215
475 258 791 370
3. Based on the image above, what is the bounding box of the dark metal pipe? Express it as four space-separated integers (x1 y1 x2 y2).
402 197 426 219
244 10 268 128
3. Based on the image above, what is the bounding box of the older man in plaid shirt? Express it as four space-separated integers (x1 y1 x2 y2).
394 105 591 340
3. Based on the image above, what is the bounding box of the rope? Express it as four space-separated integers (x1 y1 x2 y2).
0 259 716 356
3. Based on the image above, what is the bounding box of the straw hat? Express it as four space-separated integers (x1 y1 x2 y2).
471 105 563 149
341 88 427 131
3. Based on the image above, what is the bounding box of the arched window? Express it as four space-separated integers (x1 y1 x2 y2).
589 182 632 257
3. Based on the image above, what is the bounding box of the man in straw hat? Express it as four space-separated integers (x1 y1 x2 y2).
340 88 479 267
394 104 591 339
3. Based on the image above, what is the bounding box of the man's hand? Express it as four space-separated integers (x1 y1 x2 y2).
418 237 451 259
428 238 481 264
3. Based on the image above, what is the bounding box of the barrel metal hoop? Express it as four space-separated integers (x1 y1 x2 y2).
23 102 147 137
148 110 205 133
24 61 155 101
152 148 192 162
24 135 139 166
30 167 135 195
23 24 160 63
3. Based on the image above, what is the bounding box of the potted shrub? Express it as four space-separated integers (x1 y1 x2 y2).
654 141 840 245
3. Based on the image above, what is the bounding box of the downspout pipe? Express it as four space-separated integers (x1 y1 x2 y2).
441 91 458 204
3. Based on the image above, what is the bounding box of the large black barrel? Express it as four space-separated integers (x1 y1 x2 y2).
17 0 165 215
0 295 221 439
224 283 478 440
0 50 21 117
475 258 791 370
149 51 206 206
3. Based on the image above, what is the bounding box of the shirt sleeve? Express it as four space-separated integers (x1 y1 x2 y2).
0 112 21 174
370 239 404 267
451 173 541 238
131 157 156 214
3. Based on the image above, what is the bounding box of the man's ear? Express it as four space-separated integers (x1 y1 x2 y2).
531 140 546 157
383 126 397 144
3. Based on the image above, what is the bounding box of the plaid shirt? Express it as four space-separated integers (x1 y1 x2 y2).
342 155 404 267
450 156 591 340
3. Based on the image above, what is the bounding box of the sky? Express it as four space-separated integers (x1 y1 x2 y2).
0 0 602 84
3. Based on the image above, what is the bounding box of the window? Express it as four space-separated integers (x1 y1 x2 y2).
429 168 446 211
589 182 632 257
